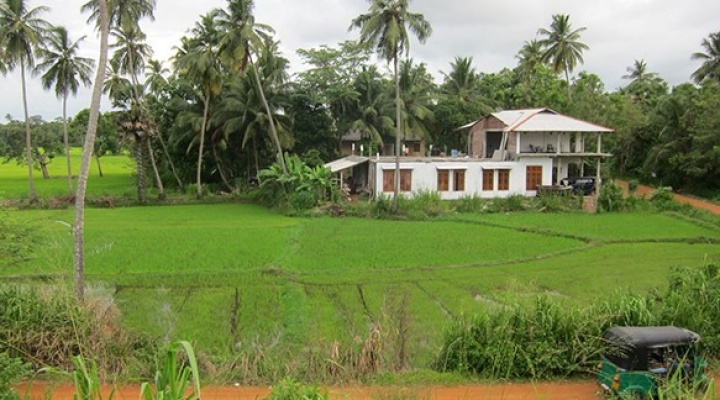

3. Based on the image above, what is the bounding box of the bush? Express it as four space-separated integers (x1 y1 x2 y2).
0 284 155 377
288 190 318 213
265 377 328 400
0 352 28 400
650 186 677 210
597 181 626 212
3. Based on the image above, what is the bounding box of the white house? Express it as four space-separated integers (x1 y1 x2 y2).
326 108 614 200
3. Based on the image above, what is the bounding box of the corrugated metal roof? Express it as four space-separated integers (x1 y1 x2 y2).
507 109 613 132
325 156 369 173
460 108 613 133
493 108 547 128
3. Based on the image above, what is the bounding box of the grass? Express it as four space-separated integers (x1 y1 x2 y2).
0 149 138 200
3 202 720 380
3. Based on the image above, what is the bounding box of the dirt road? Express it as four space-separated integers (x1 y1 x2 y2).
19 380 602 400
615 180 720 215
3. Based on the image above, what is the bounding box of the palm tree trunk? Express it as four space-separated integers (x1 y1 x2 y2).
392 54 401 213
146 139 165 200
565 66 572 100
211 134 235 192
74 0 109 302
63 93 73 195
95 154 104 177
197 88 210 199
157 131 183 189
135 137 146 203
20 57 37 203
249 54 286 175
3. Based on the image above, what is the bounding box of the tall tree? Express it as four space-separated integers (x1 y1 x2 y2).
144 58 183 189
440 56 479 103
620 59 667 108
35 26 95 195
349 0 431 212
174 13 222 198
110 19 166 199
515 39 544 84
74 0 110 302
397 59 434 143
691 31 720 85
215 0 287 175
0 0 51 202
537 14 588 98
622 59 658 83
82 0 155 28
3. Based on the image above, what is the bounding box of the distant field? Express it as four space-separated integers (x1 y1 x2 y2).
4 204 719 367
0 148 137 199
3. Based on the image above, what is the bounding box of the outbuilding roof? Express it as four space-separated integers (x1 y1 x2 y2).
325 155 369 173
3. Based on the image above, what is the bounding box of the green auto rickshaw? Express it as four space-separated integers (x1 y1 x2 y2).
597 326 709 398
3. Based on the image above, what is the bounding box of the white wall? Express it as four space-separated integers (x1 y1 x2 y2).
371 158 554 200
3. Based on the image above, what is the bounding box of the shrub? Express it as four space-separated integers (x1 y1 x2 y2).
650 186 678 211
265 377 328 400
597 181 626 212
0 352 29 400
0 284 155 377
288 191 318 213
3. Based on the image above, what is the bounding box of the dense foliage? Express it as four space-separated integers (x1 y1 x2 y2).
435 263 720 379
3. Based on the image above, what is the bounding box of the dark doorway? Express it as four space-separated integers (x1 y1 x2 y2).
486 132 502 158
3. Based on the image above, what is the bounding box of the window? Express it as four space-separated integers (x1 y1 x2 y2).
453 170 466 191
437 170 449 191
498 169 510 191
482 169 494 191
400 169 412 191
526 165 543 191
383 170 394 192
383 169 413 192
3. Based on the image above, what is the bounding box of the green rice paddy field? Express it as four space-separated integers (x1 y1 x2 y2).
2 201 720 367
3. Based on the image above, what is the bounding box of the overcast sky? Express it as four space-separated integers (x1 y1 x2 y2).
1 0 718 121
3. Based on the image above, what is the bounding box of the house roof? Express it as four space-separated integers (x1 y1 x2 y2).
325 155 369 173
467 108 614 133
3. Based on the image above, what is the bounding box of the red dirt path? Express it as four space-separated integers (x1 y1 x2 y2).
615 180 720 215
19 381 602 400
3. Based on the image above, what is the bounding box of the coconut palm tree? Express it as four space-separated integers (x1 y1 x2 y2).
214 0 287 175
441 56 479 102
74 0 110 302
110 20 166 199
81 0 155 28
622 59 658 83
174 12 223 198
103 59 132 106
349 0 432 213
213 38 291 184
35 26 95 195
348 66 394 150
144 58 183 189
0 0 51 203
691 31 720 84
537 14 588 98
515 39 545 84
144 58 168 93
398 59 434 144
